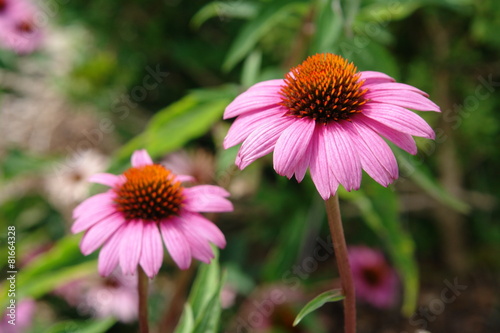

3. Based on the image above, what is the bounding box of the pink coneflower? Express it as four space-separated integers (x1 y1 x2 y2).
223 53 440 199
0 298 35 333
72 149 233 278
348 246 399 309
0 0 43 54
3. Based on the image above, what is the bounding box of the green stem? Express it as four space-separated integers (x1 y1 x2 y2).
138 267 149 333
325 195 356 333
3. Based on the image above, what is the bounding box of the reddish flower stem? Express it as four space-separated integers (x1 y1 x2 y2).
138 267 149 333
325 195 356 333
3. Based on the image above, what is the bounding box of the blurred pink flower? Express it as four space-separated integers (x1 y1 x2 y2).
0 298 35 333
72 149 233 278
348 246 399 308
223 53 440 200
55 271 138 323
162 149 215 184
0 0 43 54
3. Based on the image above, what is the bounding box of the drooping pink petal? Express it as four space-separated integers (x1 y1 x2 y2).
159 218 192 270
236 115 294 169
88 173 124 187
179 223 215 264
183 187 233 213
309 125 339 200
246 79 285 92
98 225 126 276
348 121 399 186
139 223 164 278
73 191 115 219
80 214 126 255
181 211 226 248
358 71 395 85
357 114 417 154
72 206 119 234
292 141 313 182
365 90 440 112
131 149 153 167
223 106 285 149
224 80 284 119
362 104 436 139
362 82 428 96
273 118 315 178
119 220 144 275
324 122 361 191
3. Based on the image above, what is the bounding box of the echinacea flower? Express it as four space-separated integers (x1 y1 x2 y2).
223 53 440 199
348 246 399 308
72 149 233 278
0 0 43 54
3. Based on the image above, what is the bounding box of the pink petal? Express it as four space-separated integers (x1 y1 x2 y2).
176 174 195 183
98 225 126 276
292 142 313 182
183 186 233 213
309 125 339 200
88 173 124 187
365 90 440 112
357 114 417 154
181 211 226 248
273 118 315 178
72 205 118 234
80 214 126 255
140 223 164 278
131 149 153 167
73 191 115 219
223 106 285 149
324 122 361 191
359 71 395 85
236 115 294 169
180 224 215 264
348 121 398 186
159 218 192 270
246 79 285 92
362 104 435 139
119 220 144 275
362 82 428 96
224 80 284 119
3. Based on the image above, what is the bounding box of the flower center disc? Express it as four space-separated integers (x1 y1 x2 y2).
17 20 35 34
0 0 7 12
280 53 368 124
114 165 184 221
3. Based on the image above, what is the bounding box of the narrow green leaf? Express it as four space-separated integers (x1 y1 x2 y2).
293 289 344 326
340 186 419 316
396 151 470 214
173 304 195 333
241 49 262 88
223 1 305 71
43 318 115 333
309 0 343 53
191 1 259 29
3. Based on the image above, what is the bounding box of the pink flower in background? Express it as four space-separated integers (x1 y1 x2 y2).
72 149 233 278
0 0 43 54
223 53 440 199
0 298 35 333
348 246 399 308
56 271 138 323
162 149 215 185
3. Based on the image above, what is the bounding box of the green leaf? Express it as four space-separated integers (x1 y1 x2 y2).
173 304 195 333
0 236 95 307
293 289 344 326
174 247 225 333
223 1 305 71
396 151 471 214
241 49 262 88
339 186 418 316
309 0 344 54
191 1 259 29
43 318 115 333
110 85 238 172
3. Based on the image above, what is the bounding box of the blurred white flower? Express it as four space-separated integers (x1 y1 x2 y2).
44 149 109 208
